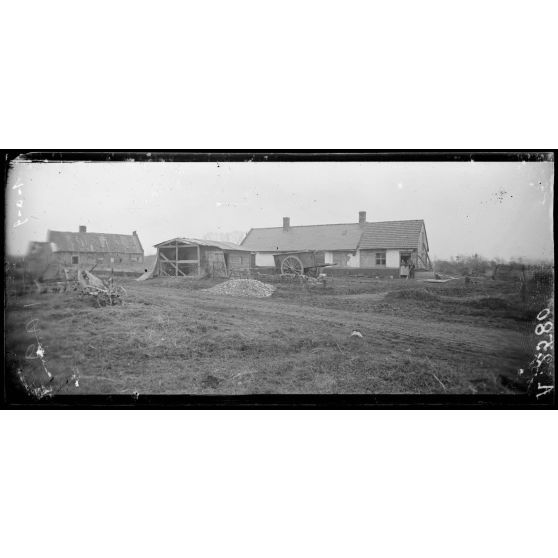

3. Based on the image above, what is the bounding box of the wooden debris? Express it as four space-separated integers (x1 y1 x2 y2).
77 269 126 307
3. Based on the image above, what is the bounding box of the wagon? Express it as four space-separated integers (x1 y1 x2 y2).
273 251 335 278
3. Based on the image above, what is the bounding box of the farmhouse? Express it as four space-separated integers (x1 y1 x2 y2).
48 226 144 268
144 238 252 279
25 226 145 280
241 211 431 277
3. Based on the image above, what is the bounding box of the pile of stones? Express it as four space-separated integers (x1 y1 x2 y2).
204 279 276 298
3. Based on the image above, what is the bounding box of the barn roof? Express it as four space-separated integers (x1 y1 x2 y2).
241 223 364 252
358 220 425 250
241 220 426 252
48 230 144 254
153 237 252 252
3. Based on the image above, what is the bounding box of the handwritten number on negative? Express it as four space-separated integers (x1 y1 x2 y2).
537 308 551 321
535 321 553 336
536 335 553 352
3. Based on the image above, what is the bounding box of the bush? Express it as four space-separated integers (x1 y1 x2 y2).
433 254 493 277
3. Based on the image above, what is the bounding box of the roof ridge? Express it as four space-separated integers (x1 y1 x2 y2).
180 237 243 244
50 230 137 237
154 237 250 250
246 222 363 231
364 220 424 226
248 219 424 231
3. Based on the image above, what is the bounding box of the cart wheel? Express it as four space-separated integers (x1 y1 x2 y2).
281 256 304 276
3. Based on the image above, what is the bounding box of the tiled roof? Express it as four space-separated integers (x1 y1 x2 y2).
358 220 425 249
241 220 425 252
48 230 144 254
153 238 252 252
241 223 364 252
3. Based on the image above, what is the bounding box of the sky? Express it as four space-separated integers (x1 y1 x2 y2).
5 159 554 261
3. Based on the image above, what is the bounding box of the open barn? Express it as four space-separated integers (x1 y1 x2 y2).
141 238 253 279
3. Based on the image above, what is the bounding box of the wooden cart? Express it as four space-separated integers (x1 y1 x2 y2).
273 251 335 278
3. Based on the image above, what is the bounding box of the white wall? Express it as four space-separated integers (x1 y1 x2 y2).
347 252 360 267
255 253 276 267
326 251 360 267
386 250 400 268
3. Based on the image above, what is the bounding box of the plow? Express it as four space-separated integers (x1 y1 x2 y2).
77 269 127 307
19 266 127 307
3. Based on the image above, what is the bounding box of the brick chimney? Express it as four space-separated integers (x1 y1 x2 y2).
359 211 366 225
283 217 290 231
79 225 87 233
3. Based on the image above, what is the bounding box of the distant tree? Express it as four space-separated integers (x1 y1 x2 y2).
433 254 494 277
202 231 247 245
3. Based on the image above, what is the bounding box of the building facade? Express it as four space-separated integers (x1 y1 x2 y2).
241 212 431 276
24 226 145 280
47 226 143 270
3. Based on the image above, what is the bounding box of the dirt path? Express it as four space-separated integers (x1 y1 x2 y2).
129 285 526 364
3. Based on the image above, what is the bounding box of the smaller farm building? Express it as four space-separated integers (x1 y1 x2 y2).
25 226 145 280
143 238 252 279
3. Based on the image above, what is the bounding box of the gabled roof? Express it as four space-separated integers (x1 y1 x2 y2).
241 220 426 252
241 223 364 252
48 230 143 254
358 220 425 250
153 237 252 252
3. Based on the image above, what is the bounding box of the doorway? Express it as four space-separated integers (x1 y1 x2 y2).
399 251 414 279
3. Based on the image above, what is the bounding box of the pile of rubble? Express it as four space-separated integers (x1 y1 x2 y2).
205 278 276 298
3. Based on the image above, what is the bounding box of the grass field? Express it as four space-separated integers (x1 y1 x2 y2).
5 274 553 396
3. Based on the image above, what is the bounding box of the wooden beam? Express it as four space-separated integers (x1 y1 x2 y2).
158 247 199 276
158 253 200 264
162 257 187 277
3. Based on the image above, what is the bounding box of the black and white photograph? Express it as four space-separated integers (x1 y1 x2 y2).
4 151 555 406
2 2 558 558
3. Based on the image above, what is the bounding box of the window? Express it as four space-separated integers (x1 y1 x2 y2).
375 252 386 266
72 255 79 264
